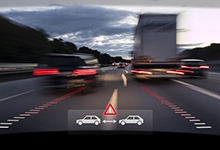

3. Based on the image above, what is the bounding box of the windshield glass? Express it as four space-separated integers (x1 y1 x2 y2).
0 1 220 136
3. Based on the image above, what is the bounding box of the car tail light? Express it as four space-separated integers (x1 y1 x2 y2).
166 70 185 75
72 69 97 76
181 65 194 69
131 69 153 75
33 68 60 75
198 65 209 69
181 66 194 69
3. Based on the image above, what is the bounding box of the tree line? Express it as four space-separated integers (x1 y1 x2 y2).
0 15 129 64
179 43 220 60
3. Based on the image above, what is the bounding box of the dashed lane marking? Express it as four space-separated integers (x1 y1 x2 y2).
121 74 127 87
0 87 88 129
140 86 212 129
0 126 9 129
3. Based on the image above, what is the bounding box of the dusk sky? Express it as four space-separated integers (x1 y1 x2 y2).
1 1 220 59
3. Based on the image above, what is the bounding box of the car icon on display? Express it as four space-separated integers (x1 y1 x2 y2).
76 115 101 125
119 115 144 125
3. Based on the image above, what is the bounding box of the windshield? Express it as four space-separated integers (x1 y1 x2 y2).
0 1 220 136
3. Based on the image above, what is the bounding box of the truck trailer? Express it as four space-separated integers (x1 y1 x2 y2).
132 14 183 79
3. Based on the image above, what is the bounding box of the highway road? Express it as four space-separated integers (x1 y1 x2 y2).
0 65 220 136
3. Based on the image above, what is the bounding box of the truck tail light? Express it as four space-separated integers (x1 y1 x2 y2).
131 69 153 75
72 69 97 76
33 68 60 75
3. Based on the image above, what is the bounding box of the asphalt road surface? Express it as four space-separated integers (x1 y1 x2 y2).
0 65 220 136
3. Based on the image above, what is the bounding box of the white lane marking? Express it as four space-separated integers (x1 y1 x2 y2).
101 89 118 130
194 123 206 125
181 114 191 116
0 89 35 103
196 126 212 129
14 117 25 119
185 116 195 119
7 119 19 122
121 74 127 87
0 123 12 125
141 86 212 129
124 70 128 73
175 111 187 113
0 126 9 128
172 79 220 100
108 89 118 110
19 114 30 116
25 112 38 114
189 119 200 122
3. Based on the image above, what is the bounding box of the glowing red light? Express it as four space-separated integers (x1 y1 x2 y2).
198 65 209 69
72 69 97 76
176 69 194 73
33 69 60 75
181 65 194 69
131 69 153 75
166 70 185 75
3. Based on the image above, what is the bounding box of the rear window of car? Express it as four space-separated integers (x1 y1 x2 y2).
38 56 86 67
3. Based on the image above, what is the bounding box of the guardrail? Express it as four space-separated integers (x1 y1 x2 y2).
0 63 112 75
0 63 38 75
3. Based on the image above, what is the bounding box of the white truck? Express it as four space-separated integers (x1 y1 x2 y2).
132 14 183 79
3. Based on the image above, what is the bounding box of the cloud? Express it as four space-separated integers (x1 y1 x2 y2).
1 5 136 58
1 6 135 36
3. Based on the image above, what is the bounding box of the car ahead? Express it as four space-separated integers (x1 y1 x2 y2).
177 59 209 78
117 63 125 68
76 115 101 125
33 53 101 89
112 62 117 66
119 115 144 125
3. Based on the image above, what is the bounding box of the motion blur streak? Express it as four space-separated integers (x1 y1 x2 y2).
33 69 60 75
198 65 210 69
0 87 88 129
166 70 185 75
72 69 97 76
140 86 211 129
131 69 153 75
176 70 194 73
181 65 195 69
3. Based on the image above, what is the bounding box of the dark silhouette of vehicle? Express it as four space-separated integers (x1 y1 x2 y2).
33 53 101 89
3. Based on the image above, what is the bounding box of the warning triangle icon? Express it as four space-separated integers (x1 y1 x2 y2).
103 103 117 116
